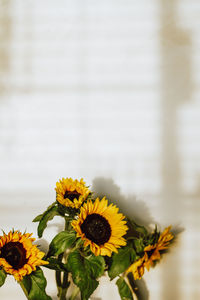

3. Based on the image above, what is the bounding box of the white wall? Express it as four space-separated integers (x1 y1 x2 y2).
0 1 200 299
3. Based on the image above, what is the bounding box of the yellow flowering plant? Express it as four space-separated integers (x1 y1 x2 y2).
0 230 51 299
0 178 174 300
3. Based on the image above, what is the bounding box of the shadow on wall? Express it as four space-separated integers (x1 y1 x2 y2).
34 177 184 300
92 177 153 300
160 0 193 299
160 0 193 221
92 177 184 300
92 177 154 229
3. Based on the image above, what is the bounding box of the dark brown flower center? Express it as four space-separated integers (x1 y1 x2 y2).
0 242 28 270
64 190 81 201
81 213 111 245
146 248 155 258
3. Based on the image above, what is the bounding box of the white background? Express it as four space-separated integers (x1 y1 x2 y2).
0 0 200 299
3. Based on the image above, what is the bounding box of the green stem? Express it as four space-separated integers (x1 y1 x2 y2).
56 218 70 300
59 287 68 300
56 269 62 287
65 217 70 230
56 254 64 298
56 270 69 300
62 271 68 288
67 238 82 255
126 274 138 300
19 281 29 299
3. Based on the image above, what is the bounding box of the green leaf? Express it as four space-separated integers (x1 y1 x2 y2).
21 268 51 300
84 255 105 279
67 250 105 300
44 257 69 272
38 206 59 238
146 225 160 246
57 202 78 217
48 231 76 257
116 277 133 300
108 245 136 280
127 219 148 237
32 214 43 222
132 238 144 254
33 202 57 223
0 269 7 287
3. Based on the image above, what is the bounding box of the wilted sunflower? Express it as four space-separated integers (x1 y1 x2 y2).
126 253 147 280
55 177 91 209
0 230 48 281
71 197 128 256
126 226 174 280
144 226 174 271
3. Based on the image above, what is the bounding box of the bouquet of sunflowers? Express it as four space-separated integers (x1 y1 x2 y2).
0 178 174 300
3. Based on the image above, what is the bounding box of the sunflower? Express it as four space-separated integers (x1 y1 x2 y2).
0 230 48 281
125 253 147 280
71 197 128 256
55 177 91 209
144 226 174 271
126 226 174 280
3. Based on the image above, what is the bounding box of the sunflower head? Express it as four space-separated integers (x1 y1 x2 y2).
144 226 174 271
126 254 147 280
126 226 174 280
0 230 48 281
55 177 91 209
71 197 128 256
